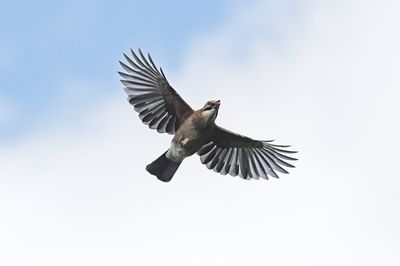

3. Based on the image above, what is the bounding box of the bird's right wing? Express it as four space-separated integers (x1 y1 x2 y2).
197 125 297 180
119 49 194 134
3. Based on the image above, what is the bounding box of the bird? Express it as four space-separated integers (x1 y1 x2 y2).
118 49 297 182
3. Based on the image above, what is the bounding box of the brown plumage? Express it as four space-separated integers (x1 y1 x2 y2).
119 49 297 182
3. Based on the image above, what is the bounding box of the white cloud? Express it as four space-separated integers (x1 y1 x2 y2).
1 0 400 266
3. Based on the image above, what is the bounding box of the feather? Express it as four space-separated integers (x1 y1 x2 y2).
202 146 218 165
197 142 215 156
259 149 288 175
148 53 161 74
139 48 160 74
157 115 171 133
119 60 156 81
149 112 168 129
165 116 176 134
118 71 157 85
252 149 269 179
208 148 223 170
222 148 234 175
131 49 160 78
128 94 162 105
254 149 279 178
246 149 259 178
215 148 228 173
142 106 166 124
263 146 297 161
124 53 157 79
139 103 165 119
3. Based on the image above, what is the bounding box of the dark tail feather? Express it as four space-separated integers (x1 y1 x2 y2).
146 151 181 182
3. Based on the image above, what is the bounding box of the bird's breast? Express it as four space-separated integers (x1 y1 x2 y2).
168 115 214 161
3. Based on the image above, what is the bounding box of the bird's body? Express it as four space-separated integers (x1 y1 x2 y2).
168 104 219 162
119 49 297 182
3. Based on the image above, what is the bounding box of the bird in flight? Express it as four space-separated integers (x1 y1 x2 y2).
118 49 297 182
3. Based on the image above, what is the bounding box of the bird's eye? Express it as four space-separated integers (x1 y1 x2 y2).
204 105 212 111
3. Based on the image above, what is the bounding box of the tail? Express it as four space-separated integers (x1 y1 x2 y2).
146 151 182 182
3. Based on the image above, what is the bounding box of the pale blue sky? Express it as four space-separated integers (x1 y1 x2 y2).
1 0 242 141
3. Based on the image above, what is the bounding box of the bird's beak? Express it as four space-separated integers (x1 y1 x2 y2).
216 100 221 107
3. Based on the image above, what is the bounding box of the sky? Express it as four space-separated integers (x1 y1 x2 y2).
1 0 400 265
0 0 238 140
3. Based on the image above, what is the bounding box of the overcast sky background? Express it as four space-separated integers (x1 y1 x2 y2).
1 0 399 265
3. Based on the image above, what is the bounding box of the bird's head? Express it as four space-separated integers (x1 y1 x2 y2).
201 100 221 124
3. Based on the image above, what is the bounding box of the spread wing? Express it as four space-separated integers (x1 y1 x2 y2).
119 49 194 134
197 126 297 180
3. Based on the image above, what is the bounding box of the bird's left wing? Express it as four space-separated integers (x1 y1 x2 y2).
197 126 297 180
119 49 194 134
